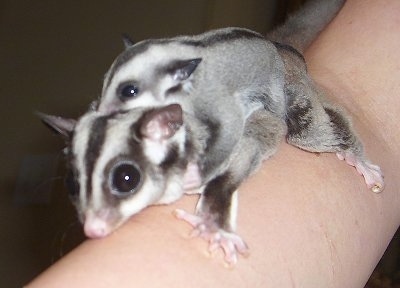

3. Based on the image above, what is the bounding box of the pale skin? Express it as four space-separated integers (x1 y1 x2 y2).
27 0 400 287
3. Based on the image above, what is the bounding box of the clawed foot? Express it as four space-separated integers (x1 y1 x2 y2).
336 152 384 193
174 209 249 265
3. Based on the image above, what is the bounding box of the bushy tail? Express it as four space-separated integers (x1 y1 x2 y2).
267 0 345 52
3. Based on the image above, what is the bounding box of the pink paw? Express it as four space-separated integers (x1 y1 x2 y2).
174 209 249 264
336 152 384 193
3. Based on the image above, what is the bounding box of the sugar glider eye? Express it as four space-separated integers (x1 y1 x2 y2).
118 82 139 101
110 162 142 196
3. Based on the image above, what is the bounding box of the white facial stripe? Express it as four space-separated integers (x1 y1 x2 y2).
100 43 200 112
73 112 100 208
143 139 168 165
142 122 187 165
73 110 141 212
72 105 189 231
90 116 134 210
101 46 166 110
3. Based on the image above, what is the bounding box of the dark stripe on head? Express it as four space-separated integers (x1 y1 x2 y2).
84 115 113 201
105 39 168 88
105 28 264 90
115 40 165 69
180 28 264 47
91 111 149 210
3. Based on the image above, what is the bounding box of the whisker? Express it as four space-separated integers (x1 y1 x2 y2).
50 219 84 263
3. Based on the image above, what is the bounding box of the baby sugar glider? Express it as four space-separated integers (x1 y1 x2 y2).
39 0 384 264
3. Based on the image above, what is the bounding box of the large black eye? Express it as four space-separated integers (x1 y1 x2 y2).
110 162 141 195
118 83 139 100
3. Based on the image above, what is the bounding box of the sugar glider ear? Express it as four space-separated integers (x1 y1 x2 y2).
36 112 76 139
122 33 135 49
139 104 183 141
169 58 202 81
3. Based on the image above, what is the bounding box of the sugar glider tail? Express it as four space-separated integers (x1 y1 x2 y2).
267 0 345 52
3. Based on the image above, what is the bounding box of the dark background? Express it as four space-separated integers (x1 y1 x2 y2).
0 0 397 286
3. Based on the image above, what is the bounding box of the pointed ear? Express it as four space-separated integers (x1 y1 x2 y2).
168 58 202 81
36 112 76 139
139 104 183 141
122 33 135 49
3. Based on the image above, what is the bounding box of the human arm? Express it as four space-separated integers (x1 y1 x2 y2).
26 1 400 287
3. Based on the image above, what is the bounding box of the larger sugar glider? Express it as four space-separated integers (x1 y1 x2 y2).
40 0 384 264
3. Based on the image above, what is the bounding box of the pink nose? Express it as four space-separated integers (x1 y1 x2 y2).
84 217 110 238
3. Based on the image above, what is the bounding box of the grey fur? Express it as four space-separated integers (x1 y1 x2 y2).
40 0 384 262
267 0 345 52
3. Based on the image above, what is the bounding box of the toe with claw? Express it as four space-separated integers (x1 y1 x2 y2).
174 209 249 265
336 152 384 193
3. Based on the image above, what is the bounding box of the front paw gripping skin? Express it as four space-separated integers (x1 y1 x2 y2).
174 209 249 265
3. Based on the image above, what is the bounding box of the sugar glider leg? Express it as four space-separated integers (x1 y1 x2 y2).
176 109 286 264
175 182 248 265
285 83 384 193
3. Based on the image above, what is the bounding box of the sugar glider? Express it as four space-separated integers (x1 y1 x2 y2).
39 0 384 264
